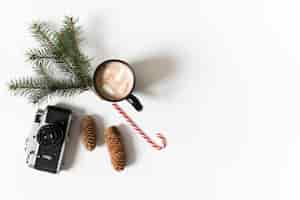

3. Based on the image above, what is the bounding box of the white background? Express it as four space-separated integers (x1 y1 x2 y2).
1 0 300 199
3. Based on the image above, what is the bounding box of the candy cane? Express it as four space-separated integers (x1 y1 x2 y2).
112 103 167 150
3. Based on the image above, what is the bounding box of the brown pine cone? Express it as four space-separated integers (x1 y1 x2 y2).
80 115 97 151
104 126 126 171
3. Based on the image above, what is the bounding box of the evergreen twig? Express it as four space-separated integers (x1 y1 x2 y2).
26 48 56 65
9 77 89 104
8 16 93 104
29 22 75 76
57 16 92 85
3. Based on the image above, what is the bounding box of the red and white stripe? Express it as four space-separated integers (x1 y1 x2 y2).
112 103 167 150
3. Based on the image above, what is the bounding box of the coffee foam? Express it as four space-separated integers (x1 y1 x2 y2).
95 61 134 100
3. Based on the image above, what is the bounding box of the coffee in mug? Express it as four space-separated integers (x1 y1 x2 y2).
94 61 134 100
93 59 143 111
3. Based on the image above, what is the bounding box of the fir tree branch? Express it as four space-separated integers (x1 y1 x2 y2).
30 22 76 76
30 18 92 86
8 78 49 103
26 48 56 64
8 16 93 104
9 78 48 91
8 77 89 104
26 49 77 77
30 22 58 50
37 79 89 104
32 60 53 81
58 16 92 86
62 16 83 47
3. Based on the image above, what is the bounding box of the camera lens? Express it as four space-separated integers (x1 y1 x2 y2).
37 124 64 146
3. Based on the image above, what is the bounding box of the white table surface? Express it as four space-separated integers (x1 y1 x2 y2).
1 1 300 199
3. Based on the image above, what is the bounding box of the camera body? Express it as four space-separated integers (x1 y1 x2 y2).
25 105 72 173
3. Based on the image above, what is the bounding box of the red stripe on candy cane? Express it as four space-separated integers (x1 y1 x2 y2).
112 103 167 150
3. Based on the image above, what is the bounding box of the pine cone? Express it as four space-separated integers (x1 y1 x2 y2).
80 115 97 151
104 126 126 171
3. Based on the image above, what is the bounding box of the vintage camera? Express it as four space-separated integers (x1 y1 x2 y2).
25 105 72 173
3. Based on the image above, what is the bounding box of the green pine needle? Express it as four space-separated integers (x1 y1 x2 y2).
8 77 89 104
30 22 58 50
57 16 92 85
26 48 56 65
9 16 93 104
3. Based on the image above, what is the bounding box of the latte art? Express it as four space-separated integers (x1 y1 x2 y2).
95 61 134 100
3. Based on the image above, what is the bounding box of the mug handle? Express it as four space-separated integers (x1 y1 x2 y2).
126 94 143 111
